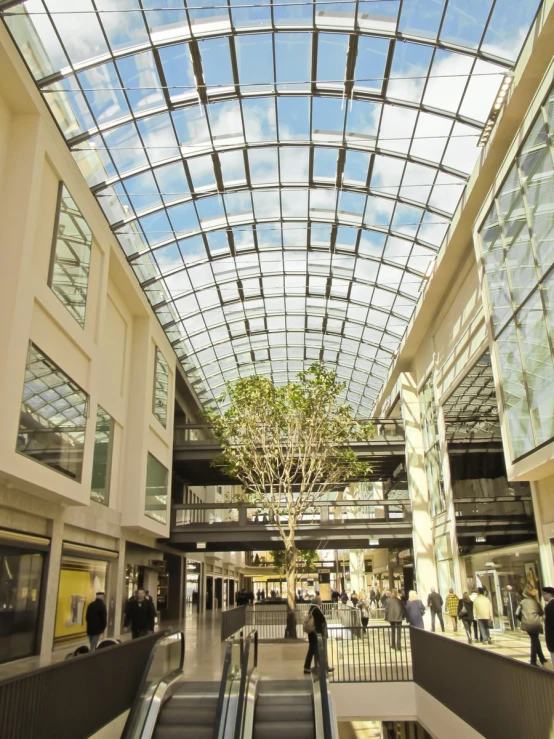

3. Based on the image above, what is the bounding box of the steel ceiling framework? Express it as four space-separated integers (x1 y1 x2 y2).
1 0 541 414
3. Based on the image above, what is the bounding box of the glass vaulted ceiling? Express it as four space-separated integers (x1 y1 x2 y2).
2 0 541 415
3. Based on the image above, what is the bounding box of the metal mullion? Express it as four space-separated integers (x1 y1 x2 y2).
476 0 501 60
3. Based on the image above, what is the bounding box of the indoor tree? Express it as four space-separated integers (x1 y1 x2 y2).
209 363 373 637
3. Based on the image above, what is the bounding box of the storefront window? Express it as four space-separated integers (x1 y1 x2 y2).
420 376 446 516
91 406 114 505
54 556 107 647
17 343 88 481
153 348 169 428
0 548 44 664
145 452 169 524
49 184 92 327
477 83 554 461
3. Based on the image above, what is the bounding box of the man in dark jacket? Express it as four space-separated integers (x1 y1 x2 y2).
384 589 404 650
86 592 107 650
542 586 554 666
303 604 334 674
427 587 445 632
124 589 155 638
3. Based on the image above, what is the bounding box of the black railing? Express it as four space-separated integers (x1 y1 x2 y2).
315 634 334 739
326 625 412 683
243 605 360 640
454 496 533 519
0 631 165 739
234 630 258 739
410 627 554 739
221 605 247 641
213 637 235 739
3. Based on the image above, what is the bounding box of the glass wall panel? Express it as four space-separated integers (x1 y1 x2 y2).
0 548 44 664
153 348 169 428
17 343 88 481
49 184 92 327
91 406 114 506
54 556 107 647
477 83 554 461
145 453 169 524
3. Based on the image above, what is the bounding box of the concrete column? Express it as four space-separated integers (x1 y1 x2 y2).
110 537 127 637
40 516 64 660
530 477 554 586
349 550 366 594
400 373 438 602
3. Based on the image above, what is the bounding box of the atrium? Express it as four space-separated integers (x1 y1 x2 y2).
0 0 553 737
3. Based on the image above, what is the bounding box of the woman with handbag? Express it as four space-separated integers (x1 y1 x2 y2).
457 592 474 643
518 586 547 667
405 590 425 629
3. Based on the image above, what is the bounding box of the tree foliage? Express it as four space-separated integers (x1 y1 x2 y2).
208 363 374 635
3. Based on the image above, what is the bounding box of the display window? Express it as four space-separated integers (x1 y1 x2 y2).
54 556 107 647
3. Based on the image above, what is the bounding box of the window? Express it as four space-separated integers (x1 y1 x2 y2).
17 343 88 480
420 375 446 517
153 348 169 428
91 406 114 505
48 184 92 327
477 83 554 461
145 452 168 524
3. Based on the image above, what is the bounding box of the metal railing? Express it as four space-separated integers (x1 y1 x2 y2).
314 634 335 739
221 605 247 641
241 604 361 640
454 496 533 519
172 499 412 529
234 630 259 739
0 631 166 739
410 627 554 739
326 625 412 683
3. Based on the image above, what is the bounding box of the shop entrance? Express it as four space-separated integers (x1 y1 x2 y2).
475 570 503 631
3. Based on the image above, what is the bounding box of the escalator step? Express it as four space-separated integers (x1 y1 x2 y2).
154 725 214 739
253 720 315 739
171 681 220 696
158 704 217 726
255 701 313 723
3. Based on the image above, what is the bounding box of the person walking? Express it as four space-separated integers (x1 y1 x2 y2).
359 592 370 631
473 588 493 644
427 587 445 633
469 590 479 640
340 590 348 605
385 589 405 649
541 586 554 667
369 588 376 606
457 592 474 644
405 590 425 629
351 591 359 607
85 592 107 651
445 589 460 631
303 603 334 674
518 586 547 667
381 591 389 609
124 588 156 639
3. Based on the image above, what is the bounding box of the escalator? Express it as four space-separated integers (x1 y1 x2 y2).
123 629 336 739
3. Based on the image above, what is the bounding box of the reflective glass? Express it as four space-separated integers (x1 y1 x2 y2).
91 406 114 506
145 452 169 524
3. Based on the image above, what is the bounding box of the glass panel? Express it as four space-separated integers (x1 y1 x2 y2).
145 453 169 524
49 185 92 327
154 348 169 430
91 406 115 506
17 343 88 481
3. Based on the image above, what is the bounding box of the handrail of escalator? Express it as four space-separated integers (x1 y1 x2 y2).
233 629 259 739
121 630 185 739
315 634 335 739
212 637 236 739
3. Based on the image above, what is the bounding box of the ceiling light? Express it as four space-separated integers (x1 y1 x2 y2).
369 539 380 546
478 74 514 147
475 536 486 543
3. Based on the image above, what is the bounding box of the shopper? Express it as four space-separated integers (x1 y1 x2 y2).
312 591 322 607
469 590 479 640
381 591 389 609
374 589 381 607
427 587 445 633
473 588 493 644
85 592 107 651
340 590 348 605
518 586 547 667
369 588 376 605
541 586 554 667
505 585 520 630
303 603 334 674
405 590 425 629
359 592 370 631
385 589 405 649
124 588 156 639
457 592 474 644
351 591 359 607
445 589 460 631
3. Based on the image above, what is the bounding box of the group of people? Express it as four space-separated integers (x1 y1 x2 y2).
84 587 156 651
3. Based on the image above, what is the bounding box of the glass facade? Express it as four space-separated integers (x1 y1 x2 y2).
17 343 88 481
153 348 169 428
2 0 541 416
435 534 455 595
420 376 446 517
145 452 169 524
0 548 44 664
478 84 554 461
91 406 114 506
49 184 92 327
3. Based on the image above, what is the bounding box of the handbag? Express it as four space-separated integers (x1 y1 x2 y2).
303 612 315 634
459 606 468 617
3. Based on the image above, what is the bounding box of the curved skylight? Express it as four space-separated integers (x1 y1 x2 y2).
2 0 541 414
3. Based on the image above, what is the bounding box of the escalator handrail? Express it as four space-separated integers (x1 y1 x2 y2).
233 629 258 739
316 634 334 739
121 630 184 739
212 637 235 739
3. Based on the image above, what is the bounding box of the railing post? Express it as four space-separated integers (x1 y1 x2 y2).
320 504 329 523
239 505 247 526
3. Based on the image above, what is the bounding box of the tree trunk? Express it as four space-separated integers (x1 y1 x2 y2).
285 544 297 639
